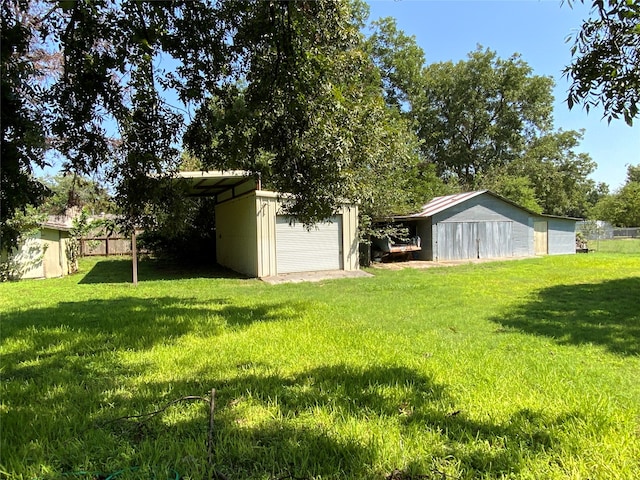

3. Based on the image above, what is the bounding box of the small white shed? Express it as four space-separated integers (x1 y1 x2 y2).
2 217 77 280
177 171 359 278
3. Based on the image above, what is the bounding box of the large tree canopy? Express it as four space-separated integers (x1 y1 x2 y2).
591 163 640 226
1 1 50 250
3 0 431 246
416 47 555 188
565 0 640 125
186 1 381 223
3 1 612 252
38 174 114 216
366 19 598 217
184 2 435 226
480 130 598 217
365 16 426 110
2 0 230 243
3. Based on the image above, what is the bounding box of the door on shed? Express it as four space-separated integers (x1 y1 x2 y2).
275 216 343 274
534 220 548 255
436 221 513 260
477 221 513 258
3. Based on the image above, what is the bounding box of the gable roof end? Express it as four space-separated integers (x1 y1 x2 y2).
404 190 488 218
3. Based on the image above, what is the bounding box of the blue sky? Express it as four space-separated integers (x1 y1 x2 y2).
366 0 639 190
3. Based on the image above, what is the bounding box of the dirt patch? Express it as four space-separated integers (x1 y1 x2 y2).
370 256 532 270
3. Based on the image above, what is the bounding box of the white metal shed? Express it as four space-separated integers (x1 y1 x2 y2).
177 171 359 278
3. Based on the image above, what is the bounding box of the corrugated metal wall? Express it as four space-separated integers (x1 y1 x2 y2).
404 194 576 261
427 193 533 261
435 221 513 260
547 218 576 255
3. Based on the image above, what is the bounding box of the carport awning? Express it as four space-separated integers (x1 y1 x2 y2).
175 171 258 202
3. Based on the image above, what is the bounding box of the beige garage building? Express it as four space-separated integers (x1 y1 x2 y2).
178 171 359 278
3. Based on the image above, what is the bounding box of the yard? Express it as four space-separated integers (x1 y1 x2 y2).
1 253 639 480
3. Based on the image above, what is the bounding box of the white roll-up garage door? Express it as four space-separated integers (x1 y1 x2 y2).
275 215 343 274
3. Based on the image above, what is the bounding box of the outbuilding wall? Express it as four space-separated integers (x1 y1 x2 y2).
255 192 279 277
436 194 533 257
13 227 74 279
340 204 360 272
215 193 259 277
41 228 71 278
546 217 577 255
215 190 359 278
15 234 45 279
415 218 433 261
416 194 533 261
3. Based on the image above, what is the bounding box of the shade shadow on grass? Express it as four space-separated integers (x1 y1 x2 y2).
3 322 580 480
78 257 246 284
3 289 587 479
145 364 578 479
1 297 312 477
2 296 308 363
492 277 640 356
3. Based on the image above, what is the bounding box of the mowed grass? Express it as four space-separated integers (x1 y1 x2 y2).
1 253 639 480
590 238 640 254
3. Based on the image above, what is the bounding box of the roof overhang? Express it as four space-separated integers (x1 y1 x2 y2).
174 170 259 202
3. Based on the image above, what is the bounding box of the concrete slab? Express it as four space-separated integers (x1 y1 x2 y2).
261 269 373 284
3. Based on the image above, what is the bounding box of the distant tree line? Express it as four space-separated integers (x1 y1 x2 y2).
591 164 640 227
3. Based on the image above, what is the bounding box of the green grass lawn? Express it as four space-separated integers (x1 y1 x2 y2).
1 253 639 480
589 238 640 254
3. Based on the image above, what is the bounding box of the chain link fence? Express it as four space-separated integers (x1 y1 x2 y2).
578 221 639 241
612 227 640 238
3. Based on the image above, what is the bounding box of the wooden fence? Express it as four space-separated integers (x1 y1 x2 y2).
81 236 132 256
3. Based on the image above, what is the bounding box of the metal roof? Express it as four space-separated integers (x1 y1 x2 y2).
392 190 581 221
174 171 258 199
403 190 488 218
